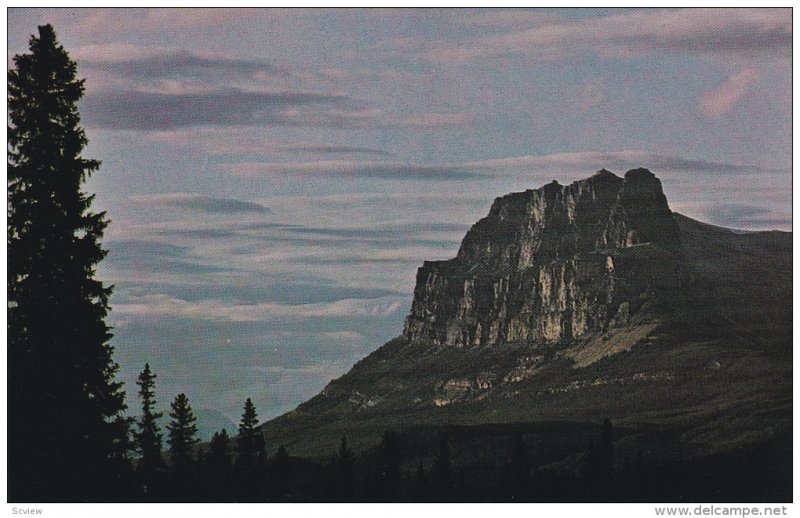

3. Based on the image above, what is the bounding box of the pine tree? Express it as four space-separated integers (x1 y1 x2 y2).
167 393 199 482
207 428 232 474
236 398 266 500
133 363 166 495
204 428 232 501
8 24 127 502
236 398 261 469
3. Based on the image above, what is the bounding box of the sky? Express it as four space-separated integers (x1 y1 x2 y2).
7 8 792 431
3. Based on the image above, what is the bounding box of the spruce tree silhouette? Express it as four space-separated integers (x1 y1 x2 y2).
236 398 266 500
133 363 166 499
8 24 127 502
205 428 232 501
167 393 200 497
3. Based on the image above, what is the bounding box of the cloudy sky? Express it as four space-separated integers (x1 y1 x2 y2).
8 8 792 428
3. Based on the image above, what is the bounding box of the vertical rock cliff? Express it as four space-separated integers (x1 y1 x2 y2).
403 168 687 347
263 167 790 462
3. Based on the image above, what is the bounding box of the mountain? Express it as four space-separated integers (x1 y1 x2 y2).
194 407 237 442
260 168 791 476
403 168 686 347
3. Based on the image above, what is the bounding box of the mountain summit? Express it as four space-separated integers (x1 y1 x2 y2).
404 168 686 347
262 169 791 466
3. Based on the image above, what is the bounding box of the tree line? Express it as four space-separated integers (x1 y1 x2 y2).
122 363 283 501
115 361 622 503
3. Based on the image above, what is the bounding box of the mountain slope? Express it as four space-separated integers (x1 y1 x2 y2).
261 169 791 460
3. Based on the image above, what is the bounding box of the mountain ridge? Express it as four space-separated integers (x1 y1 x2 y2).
260 169 792 461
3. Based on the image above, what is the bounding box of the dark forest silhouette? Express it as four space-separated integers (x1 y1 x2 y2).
63 362 800 502
6 24 791 504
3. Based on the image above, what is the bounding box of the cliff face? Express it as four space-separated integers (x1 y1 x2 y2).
263 168 791 460
403 168 687 347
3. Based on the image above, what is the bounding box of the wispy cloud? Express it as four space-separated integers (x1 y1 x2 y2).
218 150 772 181
221 160 479 180
703 203 791 230
460 9 564 29
461 150 768 174
65 8 276 35
71 45 297 95
284 145 394 157
81 89 362 130
112 294 407 322
422 8 791 63
699 68 760 119
147 130 394 157
80 49 288 80
106 240 191 260
81 88 470 131
130 192 272 214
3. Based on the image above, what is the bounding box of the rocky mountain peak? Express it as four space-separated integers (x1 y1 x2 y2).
403 168 686 347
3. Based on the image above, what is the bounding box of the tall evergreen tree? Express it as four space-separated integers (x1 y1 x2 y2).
167 393 200 482
235 398 266 500
133 363 166 495
207 428 232 474
204 428 232 501
236 398 261 468
8 24 127 502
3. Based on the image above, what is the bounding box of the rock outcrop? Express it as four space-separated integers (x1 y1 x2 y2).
403 168 687 347
262 168 791 461
262 167 791 463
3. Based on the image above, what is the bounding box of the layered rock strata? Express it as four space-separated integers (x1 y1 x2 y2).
403 168 686 347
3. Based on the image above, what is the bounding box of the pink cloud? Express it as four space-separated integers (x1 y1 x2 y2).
68 8 266 36
422 8 791 63
699 68 760 119
460 10 564 29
